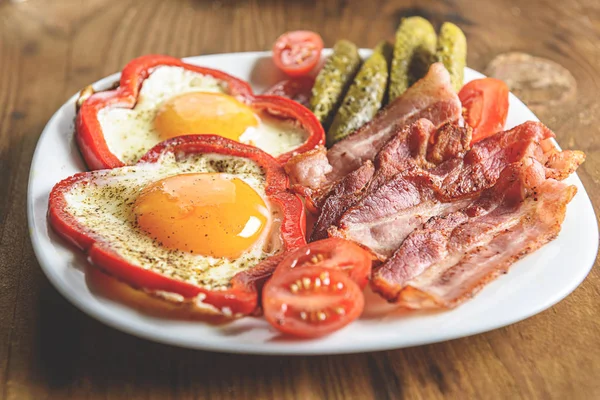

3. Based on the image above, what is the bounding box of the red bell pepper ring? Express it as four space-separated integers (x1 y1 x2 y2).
77 54 324 170
48 135 307 316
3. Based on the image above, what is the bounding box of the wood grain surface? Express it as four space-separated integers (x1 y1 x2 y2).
1 0 599 399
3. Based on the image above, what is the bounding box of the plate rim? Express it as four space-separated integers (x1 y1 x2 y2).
27 50 599 355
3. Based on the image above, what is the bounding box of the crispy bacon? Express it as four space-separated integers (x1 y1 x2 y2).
371 161 577 308
329 170 474 259
371 159 545 298
326 63 462 180
369 119 437 185
324 122 583 259
369 120 470 190
430 121 584 199
543 149 586 180
285 60 585 312
285 63 462 189
284 147 331 190
310 162 374 241
427 122 472 164
311 120 470 246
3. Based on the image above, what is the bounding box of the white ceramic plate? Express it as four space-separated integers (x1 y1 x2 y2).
28 51 598 355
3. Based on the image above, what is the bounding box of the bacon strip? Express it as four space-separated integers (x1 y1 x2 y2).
326 63 462 180
372 162 577 308
368 120 470 190
284 147 331 190
371 159 545 298
285 63 462 190
329 170 473 260
430 121 584 199
311 120 433 240
310 161 374 241
327 122 584 259
427 122 472 164
311 120 470 247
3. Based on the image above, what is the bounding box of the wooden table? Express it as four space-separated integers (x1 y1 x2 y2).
1 0 599 398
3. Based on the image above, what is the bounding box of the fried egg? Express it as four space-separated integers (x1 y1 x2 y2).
63 152 283 289
98 66 308 164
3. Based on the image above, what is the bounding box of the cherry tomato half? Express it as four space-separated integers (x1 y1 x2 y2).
263 77 315 108
263 266 364 338
272 238 373 289
272 31 324 77
459 78 509 143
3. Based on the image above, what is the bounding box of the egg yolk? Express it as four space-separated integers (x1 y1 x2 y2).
153 92 260 141
133 173 269 259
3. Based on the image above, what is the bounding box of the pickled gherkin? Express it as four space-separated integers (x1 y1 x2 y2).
389 17 436 101
436 22 467 92
327 41 392 147
310 40 361 130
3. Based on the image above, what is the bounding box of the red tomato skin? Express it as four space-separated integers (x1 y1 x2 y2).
48 135 307 316
76 54 324 170
263 77 315 108
459 78 509 143
272 238 373 289
272 31 324 77
263 266 364 338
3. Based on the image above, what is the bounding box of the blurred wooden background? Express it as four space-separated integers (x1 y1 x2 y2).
0 0 599 398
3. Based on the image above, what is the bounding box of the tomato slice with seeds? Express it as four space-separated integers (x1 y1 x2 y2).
459 78 509 144
272 31 324 77
272 238 372 289
263 77 315 108
263 266 364 338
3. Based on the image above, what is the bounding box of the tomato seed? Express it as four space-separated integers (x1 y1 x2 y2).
302 277 311 289
334 307 345 315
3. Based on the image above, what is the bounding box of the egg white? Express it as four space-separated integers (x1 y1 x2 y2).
64 152 282 289
98 66 308 164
